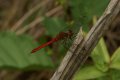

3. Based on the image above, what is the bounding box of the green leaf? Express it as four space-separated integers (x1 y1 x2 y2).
0 31 54 69
42 17 67 37
110 47 120 70
91 38 110 72
73 65 106 80
70 0 109 31
97 69 120 80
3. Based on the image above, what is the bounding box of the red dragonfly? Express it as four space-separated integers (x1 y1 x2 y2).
31 30 74 53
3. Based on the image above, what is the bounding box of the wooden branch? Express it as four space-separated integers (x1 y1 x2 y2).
50 0 120 80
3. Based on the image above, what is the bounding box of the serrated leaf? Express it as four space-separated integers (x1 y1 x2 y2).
73 65 106 80
91 38 110 72
110 47 120 70
0 31 54 69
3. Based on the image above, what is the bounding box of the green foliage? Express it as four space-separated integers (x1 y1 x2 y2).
69 0 109 31
42 17 68 37
73 66 106 80
91 38 110 72
97 69 120 80
41 0 109 33
0 31 54 69
73 38 120 80
110 47 120 70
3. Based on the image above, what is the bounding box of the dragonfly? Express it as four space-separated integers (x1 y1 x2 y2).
31 21 82 53
31 29 74 53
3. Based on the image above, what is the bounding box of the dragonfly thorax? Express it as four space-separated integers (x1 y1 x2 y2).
56 30 73 40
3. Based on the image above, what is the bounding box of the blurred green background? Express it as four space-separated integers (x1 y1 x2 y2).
0 0 120 80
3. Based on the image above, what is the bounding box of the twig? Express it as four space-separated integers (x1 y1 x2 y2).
50 0 120 80
16 6 63 35
2 0 20 29
11 0 50 31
